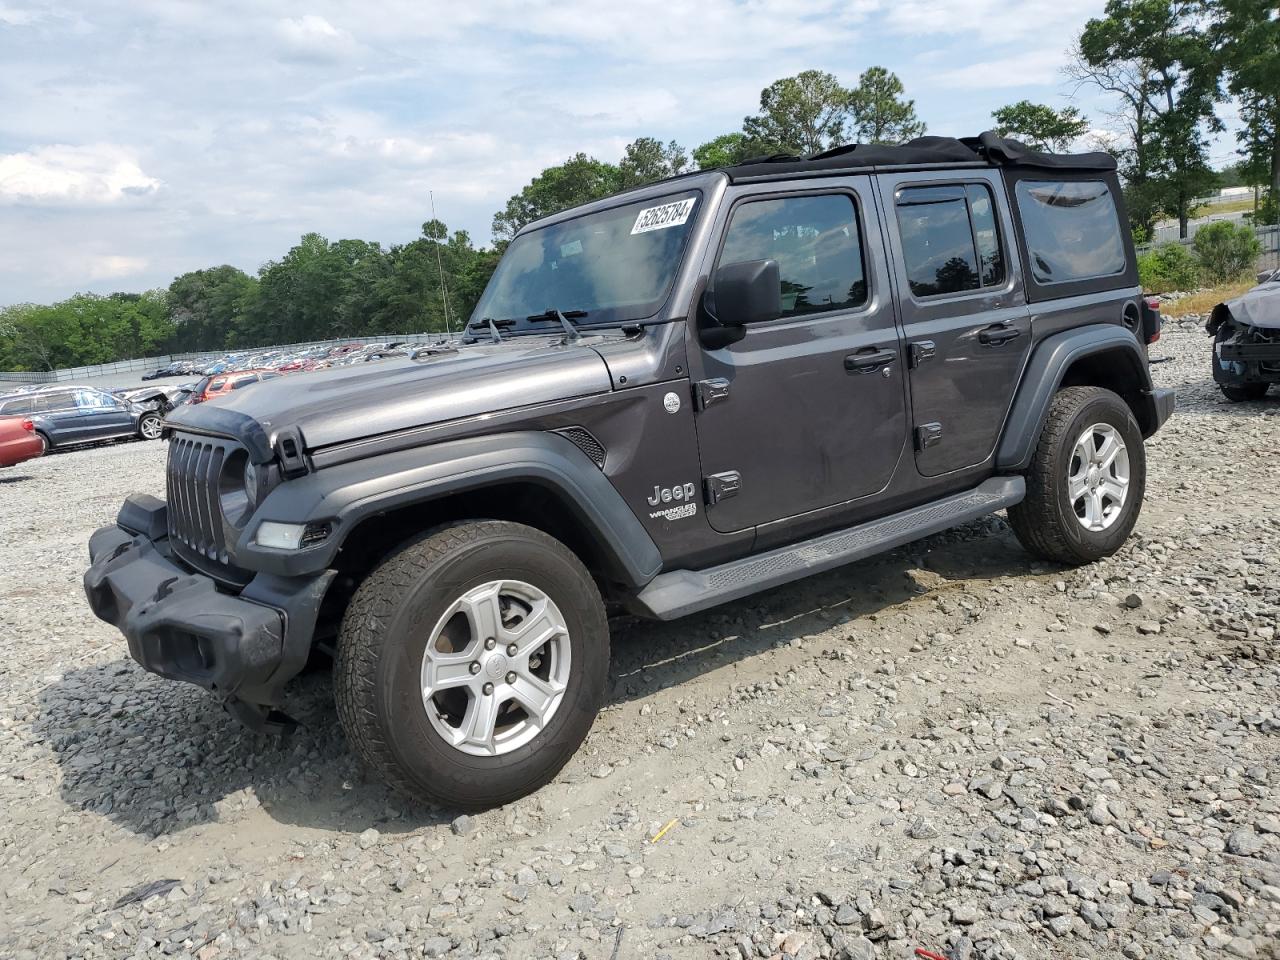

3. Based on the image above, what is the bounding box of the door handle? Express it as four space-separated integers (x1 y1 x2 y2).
844 348 897 372
979 323 1021 346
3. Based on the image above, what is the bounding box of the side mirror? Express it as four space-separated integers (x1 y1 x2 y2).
713 258 781 326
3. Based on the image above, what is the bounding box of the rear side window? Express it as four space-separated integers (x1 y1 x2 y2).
34 392 75 412
1014 180 1125 284
719 194 867 319
0 397 33 415
895 184 1005 298
230 375 257 390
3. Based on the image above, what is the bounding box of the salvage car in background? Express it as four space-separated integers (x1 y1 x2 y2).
189 368 284 404
0 414 44 467
1208 268 1280 401
111 385 194 415
0 387 163 449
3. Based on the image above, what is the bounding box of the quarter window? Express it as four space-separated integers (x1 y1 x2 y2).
719 194 867 319
1014 180 1125 284
34 392 74 413
895 184 1006 298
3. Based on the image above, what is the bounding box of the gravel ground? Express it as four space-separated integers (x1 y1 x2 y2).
1 321 1278 960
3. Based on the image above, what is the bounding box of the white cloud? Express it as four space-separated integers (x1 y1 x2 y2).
933 49 1071 90
87 255 148 280
0 144 161 205
274 14 359 63
0 4 40 26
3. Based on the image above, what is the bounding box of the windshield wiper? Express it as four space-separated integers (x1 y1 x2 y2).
526 308 588 341
464 317 515 343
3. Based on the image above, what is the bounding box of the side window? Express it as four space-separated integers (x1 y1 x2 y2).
1 397 33 415
35 392 74 413
1014 180 1125 284
719 194 867 319
895 184 1006 298
76 389 111 410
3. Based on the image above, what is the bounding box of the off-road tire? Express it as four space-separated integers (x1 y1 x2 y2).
1008 386 1146 566
334 520 609 809
1220 382 1268 402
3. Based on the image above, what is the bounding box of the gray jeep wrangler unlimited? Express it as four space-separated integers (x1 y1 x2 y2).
86 133 1174 809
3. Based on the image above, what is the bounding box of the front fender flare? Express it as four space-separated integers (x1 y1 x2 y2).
996 324 1156 472
235 431 663 587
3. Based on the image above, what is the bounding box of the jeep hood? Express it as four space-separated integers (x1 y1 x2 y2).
165 336 613 450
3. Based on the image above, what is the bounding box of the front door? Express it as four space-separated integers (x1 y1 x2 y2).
691 181 909 534
75 389 133 439
878 172 1031 477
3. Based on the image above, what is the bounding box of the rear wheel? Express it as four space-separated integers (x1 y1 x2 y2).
1220 382 1269 402
335 520 609 809
1008 386 1146 565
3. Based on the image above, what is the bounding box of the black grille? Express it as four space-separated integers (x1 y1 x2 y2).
167 433 249 584
555 427 606 468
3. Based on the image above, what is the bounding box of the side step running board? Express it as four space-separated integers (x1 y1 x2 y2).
632 476 1025 621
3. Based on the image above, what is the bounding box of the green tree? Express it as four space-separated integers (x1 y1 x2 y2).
848 67 925 144
1073 0 1221 239
742 70 852 155
618 137 689 188
991 100 1090 152
166 265 257 352
1208 0 1280 223
0 292 173 370
692 132 761 169
492 154 622 243
1193 220 1263 282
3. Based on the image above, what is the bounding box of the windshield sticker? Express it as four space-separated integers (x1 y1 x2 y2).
631 198 696 235
560 239 583 257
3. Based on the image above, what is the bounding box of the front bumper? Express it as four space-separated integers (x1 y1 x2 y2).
84 494 334 731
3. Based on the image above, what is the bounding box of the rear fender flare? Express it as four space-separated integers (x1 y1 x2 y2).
235 431 663 588
997 324 1154 472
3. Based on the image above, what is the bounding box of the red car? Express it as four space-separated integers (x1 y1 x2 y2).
189 368 284 404
0 415 44 468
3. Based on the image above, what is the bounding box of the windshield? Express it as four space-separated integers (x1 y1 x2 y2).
472 191 701 331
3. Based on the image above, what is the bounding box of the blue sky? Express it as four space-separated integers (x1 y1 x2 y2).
0 0 1243 305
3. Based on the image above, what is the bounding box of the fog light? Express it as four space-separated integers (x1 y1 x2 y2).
256 521 306 550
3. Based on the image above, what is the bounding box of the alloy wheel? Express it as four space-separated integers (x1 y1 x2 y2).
1067 422 1130 532
420 579 571 756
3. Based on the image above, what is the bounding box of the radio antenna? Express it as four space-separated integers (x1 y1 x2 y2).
429 190 454 338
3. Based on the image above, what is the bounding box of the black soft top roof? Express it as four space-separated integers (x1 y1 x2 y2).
724 131 1117 182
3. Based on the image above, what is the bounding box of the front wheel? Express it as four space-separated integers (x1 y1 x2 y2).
1220 382 1268 402
1008 386 1146 566
137 413 163 440
335 520 609 809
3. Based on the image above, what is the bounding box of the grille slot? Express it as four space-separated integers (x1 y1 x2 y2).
166 433 251 584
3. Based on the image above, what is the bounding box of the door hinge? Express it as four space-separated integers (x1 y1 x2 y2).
704 470 742 505
694 378 730 411
909 340 936 368
915 422 943 451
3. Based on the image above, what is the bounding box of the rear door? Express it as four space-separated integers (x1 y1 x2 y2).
34 391 83 442
878 170 1031 477
689 179 909 533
